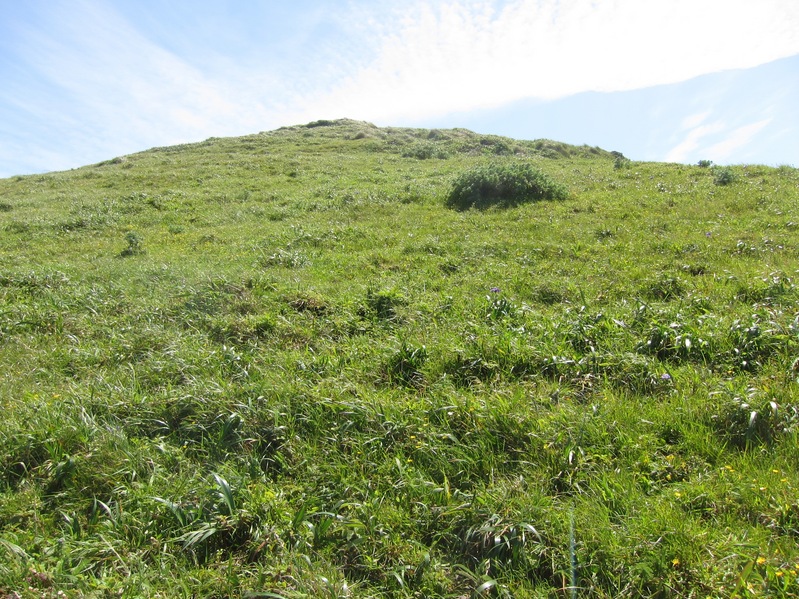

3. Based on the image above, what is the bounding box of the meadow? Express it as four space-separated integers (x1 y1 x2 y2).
1 119 798 598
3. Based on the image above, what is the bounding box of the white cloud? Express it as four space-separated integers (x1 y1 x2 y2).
2 0 797 175
9 0 279 153
666 120 727 163
291 0 799 123
666 117 773 164
704 119 772 162
680 111 713 131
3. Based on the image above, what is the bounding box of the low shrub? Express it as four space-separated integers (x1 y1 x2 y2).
446 162 568 210
712 166 736 186
612 151 631 169
120 231 145 256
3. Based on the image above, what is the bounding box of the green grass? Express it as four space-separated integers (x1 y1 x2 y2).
1 118 799 597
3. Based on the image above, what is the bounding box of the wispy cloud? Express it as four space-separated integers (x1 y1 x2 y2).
666 114 773 164
704 119 773 162
294 0 799 123
666 112 726 163
2 0 288 163
1 0 798 176
19 2 264 135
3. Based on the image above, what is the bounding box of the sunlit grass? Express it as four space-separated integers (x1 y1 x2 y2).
1 119 798 597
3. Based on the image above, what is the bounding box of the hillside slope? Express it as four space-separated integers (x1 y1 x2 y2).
1 120 798 597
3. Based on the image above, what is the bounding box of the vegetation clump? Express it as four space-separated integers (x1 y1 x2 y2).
446 161 568 210
611 150 631 169
713 165 737 186
120 231 145 256
402 141 450 160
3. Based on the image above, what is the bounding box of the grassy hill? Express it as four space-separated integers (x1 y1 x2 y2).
1 119 798 597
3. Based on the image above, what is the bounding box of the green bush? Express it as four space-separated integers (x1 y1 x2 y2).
612 151 631 169
120 231 145 256
446 162 568 210
712 166 736 186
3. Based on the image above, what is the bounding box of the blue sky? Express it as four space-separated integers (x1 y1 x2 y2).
1 0 798 178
